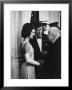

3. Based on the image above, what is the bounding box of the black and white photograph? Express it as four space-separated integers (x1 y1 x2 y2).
4 4 69 87
11 11 61 79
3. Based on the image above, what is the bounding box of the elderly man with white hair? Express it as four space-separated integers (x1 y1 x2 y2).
48 26 61 44
46 26 61 79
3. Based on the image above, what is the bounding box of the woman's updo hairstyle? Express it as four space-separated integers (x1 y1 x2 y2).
21 23 34 38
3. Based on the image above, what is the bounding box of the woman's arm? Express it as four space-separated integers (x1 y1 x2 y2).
25 53 40 66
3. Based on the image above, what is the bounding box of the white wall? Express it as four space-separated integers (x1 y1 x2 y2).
39 11 61 27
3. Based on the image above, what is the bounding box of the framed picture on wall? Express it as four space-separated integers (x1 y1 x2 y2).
0 0 70 89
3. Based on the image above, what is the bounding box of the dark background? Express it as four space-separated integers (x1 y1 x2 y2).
0 0 70 89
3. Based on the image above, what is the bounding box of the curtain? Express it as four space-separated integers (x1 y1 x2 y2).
11 11 31 79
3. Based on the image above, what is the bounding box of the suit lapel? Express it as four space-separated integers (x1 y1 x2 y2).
42 35 45 51
35 38 41 52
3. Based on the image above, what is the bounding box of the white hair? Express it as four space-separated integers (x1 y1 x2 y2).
48 27 61 43
50 27 60 36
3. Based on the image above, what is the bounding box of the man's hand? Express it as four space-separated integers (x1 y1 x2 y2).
38 60 44 67
41 51 48 56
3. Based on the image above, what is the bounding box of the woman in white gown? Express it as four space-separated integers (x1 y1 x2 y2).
20 23 40 79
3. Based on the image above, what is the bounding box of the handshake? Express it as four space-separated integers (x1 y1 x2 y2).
38 51 48 67
38 60 45 67
41 51 48 56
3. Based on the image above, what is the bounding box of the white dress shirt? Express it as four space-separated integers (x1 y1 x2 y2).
37 37 42 52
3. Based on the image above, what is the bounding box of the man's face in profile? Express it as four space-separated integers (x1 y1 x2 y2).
48 31 56 43
35 26 43 38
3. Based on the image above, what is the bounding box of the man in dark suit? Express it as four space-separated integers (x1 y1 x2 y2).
30 22 52 79
47 27 61 79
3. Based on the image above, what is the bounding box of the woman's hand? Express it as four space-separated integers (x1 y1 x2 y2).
38 60 44 67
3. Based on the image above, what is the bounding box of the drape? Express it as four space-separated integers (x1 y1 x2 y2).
11 11 31 79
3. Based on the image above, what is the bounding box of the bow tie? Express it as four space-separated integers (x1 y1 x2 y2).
37 37 42 39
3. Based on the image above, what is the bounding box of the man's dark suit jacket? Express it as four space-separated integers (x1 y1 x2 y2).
45 37 61 79
30 34 52 60
30 35 61 79
30 34 52 79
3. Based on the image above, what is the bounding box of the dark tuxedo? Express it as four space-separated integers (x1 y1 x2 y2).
30 34 52 59
30 34 52 79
